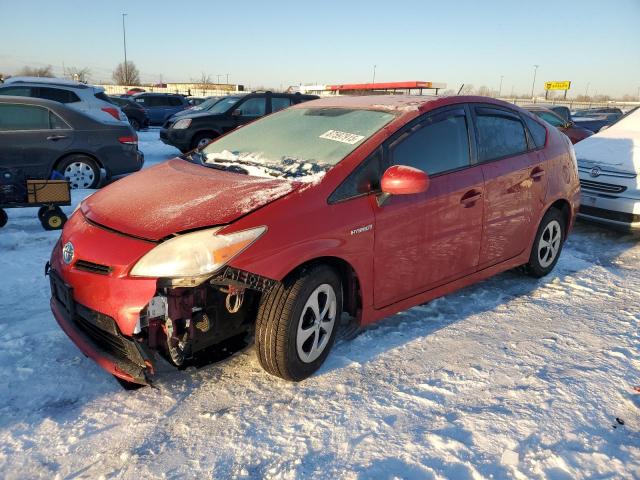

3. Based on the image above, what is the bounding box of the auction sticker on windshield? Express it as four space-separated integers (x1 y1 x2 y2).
319 130 365 145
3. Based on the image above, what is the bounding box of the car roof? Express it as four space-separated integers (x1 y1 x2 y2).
2 76 92 90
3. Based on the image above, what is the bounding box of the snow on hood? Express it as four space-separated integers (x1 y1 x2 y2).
82 159 300 241
574 108 640 173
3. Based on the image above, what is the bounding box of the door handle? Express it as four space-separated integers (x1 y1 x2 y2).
531 167 545 180
460 190 482 207
46 135 68 141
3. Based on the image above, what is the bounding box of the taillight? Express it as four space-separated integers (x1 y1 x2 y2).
119 135 138 145
102 107 121 120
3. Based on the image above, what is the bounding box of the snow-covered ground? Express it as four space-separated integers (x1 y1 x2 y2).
0 130 638 479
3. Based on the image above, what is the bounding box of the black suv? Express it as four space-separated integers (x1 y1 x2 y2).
160 92 319 152
108 96 150 130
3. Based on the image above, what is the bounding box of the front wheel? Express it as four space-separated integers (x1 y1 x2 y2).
0 209 7 228
191 133 216 150
255 265 341 381
523 208 566 278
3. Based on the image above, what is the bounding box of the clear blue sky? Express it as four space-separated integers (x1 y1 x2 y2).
1 0 639 97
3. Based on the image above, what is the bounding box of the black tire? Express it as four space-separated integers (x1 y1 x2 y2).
40 207 67 231
55 154 100 189
129 118 141 131
191 132 217 151
523 208 566 278
255 265 342 381
37 206 48 221
0 209 7 228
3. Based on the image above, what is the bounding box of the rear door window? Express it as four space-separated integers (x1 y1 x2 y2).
0 104 51 130
474 107 528 162
236 97 266 117
0 86 32 97
271 97 293 113
168 96 184 106
390 108 471 175
522 115 547 148
34 87 80 103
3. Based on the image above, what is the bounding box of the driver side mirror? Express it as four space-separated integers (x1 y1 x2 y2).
231 109 242 117
377 165 430 206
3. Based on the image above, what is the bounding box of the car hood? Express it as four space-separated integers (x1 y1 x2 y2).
82 158 300 241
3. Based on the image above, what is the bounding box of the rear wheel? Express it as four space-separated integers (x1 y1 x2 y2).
523 208 566 278
40 206 67 231
255 265 341 381
0 209 7 228
56 155 100 189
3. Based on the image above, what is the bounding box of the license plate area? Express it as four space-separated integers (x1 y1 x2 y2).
50 270 75 316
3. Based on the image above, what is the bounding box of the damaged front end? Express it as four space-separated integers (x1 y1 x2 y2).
135 267 277 372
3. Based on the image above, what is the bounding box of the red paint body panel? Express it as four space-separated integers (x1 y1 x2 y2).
560 125 593 145
82 159 298 241
49 95 580 382
328 81 442 91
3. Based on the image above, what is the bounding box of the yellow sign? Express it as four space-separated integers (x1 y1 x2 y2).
544 81 571 91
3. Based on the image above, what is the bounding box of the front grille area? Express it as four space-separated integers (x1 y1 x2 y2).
579 205 640 224
73 304 146 368
74 260 112 275
580 179 627 194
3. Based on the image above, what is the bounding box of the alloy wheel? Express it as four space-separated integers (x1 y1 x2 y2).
538 220 562 268
296 284 337 363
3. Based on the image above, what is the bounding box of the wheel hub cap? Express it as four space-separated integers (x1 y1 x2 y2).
296 284 337 363
64 162 95 189
538 220 562 268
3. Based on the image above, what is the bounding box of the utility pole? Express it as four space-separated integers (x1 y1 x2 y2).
530 65 539 100
122 13 128 85
372 65 377 85
585 82 590 99
217 74 222 84
226 73 229 84
498 75 504 97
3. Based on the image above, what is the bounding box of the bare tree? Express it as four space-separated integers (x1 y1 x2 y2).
18 65 54 77
112 61 140 85
476 85 492 96
65 66 91 83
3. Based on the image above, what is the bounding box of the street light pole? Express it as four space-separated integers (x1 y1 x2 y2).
498 75 504 97
530 65 539 100
585 82 590 99
372 65 377 85
122 13 128 85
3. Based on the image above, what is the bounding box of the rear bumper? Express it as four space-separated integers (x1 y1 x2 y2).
50 273 153 385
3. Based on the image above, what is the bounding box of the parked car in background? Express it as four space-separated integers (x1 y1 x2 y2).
49 95 579 387
187 97 206 106
574 107 640 231
160 91 319 152
572 108 624 133
0 77 128 125
0 96 143 189
126 87 145 96
108 95 149 131
171 96 224 119
132 93 190 126
524 105 593 144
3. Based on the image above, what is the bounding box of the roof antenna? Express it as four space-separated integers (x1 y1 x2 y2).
457 84 465 95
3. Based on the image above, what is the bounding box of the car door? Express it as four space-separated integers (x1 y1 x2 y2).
232 96 267 127
472 105 548 268
373 106 484 309
0 103 74 177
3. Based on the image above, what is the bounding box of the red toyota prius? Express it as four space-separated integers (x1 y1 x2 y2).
48 95 580 387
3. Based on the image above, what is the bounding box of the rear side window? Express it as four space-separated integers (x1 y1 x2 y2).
236 97 266 117
391 109 471 175
523 115 547 148
0 86 32 97
0 104 52 130
271 97 292 113
49 111 70 129
34 87 80 103
94 92 112 103
475 108 528 162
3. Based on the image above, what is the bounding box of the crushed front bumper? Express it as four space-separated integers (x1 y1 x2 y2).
49 268 153 384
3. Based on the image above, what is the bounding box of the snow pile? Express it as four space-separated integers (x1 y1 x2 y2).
574 107 640 172
0 130 638 479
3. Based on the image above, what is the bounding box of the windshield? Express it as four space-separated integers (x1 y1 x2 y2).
208 96 241 115
201 107 395 181
194 97 221 110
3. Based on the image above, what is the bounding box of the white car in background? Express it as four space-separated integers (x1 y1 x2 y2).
0 76 127 125
575 106 640 231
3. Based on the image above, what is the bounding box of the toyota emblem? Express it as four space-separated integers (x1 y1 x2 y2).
62 241 75 265
590 167 601 178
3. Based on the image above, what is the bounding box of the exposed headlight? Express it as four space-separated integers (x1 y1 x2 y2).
130 226 266 278
172 118 192 129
